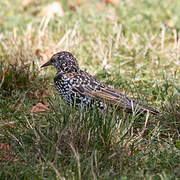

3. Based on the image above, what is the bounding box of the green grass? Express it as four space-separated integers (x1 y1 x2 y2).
0 0 180 179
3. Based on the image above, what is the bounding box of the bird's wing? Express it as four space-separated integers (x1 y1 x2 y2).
72 83 134 110
69 72 159 114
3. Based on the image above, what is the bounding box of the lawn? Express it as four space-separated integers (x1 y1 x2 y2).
0 0 180 179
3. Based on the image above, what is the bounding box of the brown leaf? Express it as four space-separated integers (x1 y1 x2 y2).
0 143 10 161
35 49 41 56
30 102 50 113
38 2 64 18
35 49 54 65
21 0 37 7
67 0 87 7
95 1 106 11
100 0 119 5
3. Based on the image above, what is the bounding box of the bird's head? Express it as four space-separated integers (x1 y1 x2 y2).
41 51 79 73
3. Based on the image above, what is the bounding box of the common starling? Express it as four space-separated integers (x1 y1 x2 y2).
41 51 159 115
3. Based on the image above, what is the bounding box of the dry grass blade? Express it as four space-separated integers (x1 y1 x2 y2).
48 161 65 180
69 143 81 180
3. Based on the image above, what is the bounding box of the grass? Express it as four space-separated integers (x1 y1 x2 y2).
0 0 180 179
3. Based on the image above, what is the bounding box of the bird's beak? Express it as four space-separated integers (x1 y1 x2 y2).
41 60 52 68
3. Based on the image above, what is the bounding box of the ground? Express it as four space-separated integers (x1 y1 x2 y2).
0 0 180 179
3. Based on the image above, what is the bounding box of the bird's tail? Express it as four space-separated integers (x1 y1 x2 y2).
117 98 159 115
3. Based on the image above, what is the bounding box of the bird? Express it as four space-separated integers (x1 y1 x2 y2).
41 51 159 115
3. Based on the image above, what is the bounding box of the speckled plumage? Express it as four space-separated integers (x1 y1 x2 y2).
41 51 159 115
